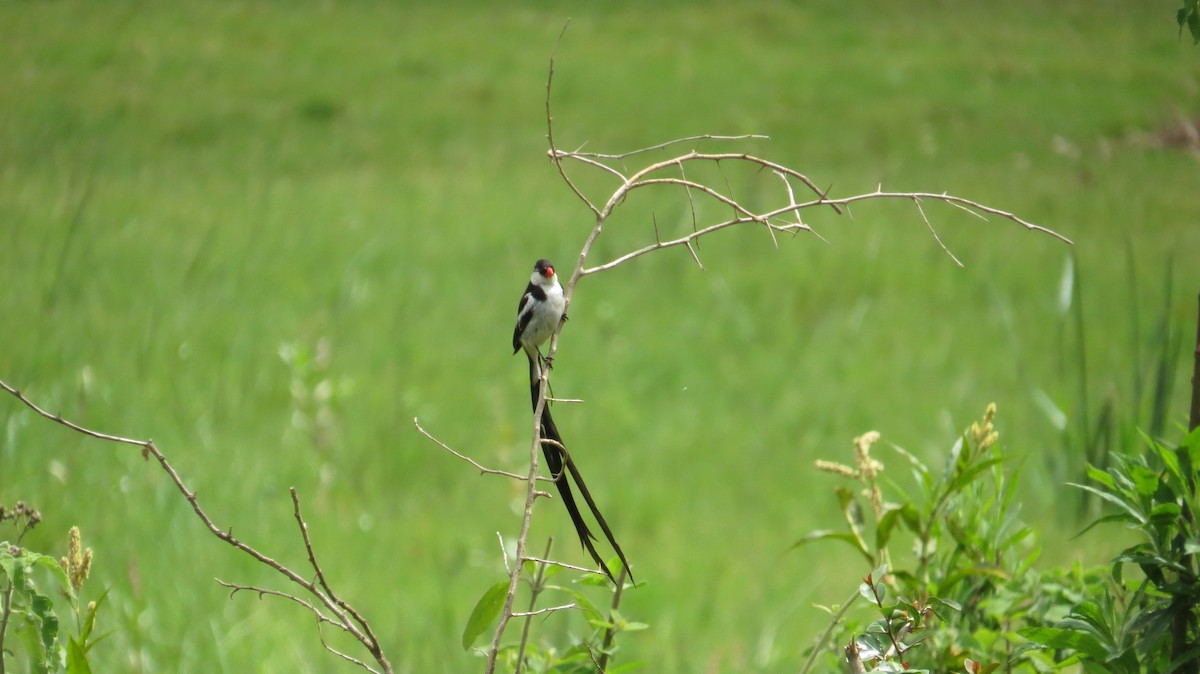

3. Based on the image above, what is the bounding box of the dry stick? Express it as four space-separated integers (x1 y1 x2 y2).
570 133 769 160
544 20 598 218
0 379 392 674
215 580 336 625
557 147 1068 274
483 352 556 673
415 416 554 487
512 604 577 618
214 580 379 672
520 556 606 576
515 538 555 674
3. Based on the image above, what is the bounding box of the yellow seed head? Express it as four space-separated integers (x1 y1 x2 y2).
62 526 92 593
815 459 860 479
970 403 999 449
854 431 883 480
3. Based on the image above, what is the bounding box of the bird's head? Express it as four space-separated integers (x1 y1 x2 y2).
531 259 557 285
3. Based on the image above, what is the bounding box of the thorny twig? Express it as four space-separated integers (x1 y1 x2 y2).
0 379 392 674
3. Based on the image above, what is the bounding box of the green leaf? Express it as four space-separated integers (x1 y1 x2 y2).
1114 549 1188 574
1017 626 1108 660
947 457 1006 495
1126 463 1161 499
876 502 919 551
1068 483 1146 524
927 595 961 622
1069 601 1112 639
551 586 603 620
791 529 872 563
29 550 75 601
1181 0 1200 44
67 636 94 674
858 579 878 604
1149 435 1184 486
1148 502 1182 523
461 580 508 650
1084 463 1116 491
31 591 59 653
81 589 110 644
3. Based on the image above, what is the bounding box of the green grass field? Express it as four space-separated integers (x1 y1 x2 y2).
3 1 1200 671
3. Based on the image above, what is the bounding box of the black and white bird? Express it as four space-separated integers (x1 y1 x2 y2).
512 258 567 369
512 259 632 584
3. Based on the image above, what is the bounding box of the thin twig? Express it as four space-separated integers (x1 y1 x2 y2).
565 134 769 160
415 417 552 483
215 580 337 626
0 379 392 674
515 538 555 674
497 532 511 575
912 196 964 268
544 20 598 217
520 556 607 576
512 603 577 618
290 486 382 654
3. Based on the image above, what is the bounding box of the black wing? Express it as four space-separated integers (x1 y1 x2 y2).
512 282 544 353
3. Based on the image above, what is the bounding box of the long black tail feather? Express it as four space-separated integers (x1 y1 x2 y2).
527 353 632 584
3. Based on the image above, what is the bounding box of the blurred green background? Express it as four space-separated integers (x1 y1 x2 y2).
2 1 1199 671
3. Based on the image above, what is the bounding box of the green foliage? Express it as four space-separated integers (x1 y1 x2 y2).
471 551 644 673
799 406 1083 672
1180 0 1200 44
463 580 509 650
0 507 105 674
1020 427 1200 672
1036 252 1186 517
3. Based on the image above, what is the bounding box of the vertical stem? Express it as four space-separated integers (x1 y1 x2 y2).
1190 291 1200 433
596 565 629 672
514 538 554 674
485 374 551 674
0 580 14 674
1173 290 1200 674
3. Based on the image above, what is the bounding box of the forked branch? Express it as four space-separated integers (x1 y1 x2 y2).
0 379 392 674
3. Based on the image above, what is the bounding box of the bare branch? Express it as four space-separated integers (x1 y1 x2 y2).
685 239 705 270
415 417 551 482
519 556 608 577
810 189 1072 244
911 196 964 268
514 538 554 674
512 603 577 618
0 379 149 450
315 619 384 674
0 378 392 674
215 579 337 626
497 532 512 575
545 20 598 217
563 133 769 160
